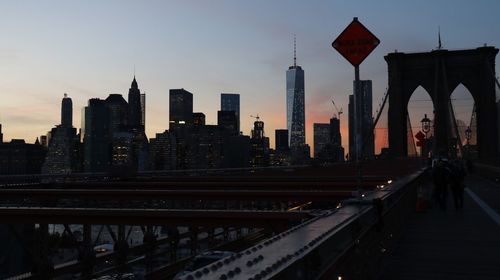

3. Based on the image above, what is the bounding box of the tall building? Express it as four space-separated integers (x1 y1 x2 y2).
352 80 374 159
61 93 72 127
221 93 240 132
250 118 270 166
128 76 144 132
105 94 129 134
83 98 111 172
286 38 305 147
0 124 3 143
330 117 341 146
275 129 289 151
313 123 330 158
169 89 193 129
42 94 80 174
348 94 355 160
149 130 176 171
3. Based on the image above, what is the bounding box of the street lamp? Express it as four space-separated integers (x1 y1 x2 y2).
421 114 431 138
420 114 432 159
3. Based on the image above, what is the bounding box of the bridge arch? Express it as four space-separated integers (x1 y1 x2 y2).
385 47 498 159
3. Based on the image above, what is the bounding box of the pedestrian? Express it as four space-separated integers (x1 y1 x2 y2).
432 158 450 209
450 160 466 209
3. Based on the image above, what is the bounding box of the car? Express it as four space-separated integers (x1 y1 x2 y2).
173 251 234 279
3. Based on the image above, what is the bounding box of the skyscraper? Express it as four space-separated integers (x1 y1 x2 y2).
349 80 374 160
61 93 72 127
42 94 80 174
286 38 305 147
0 124 3 143
221 93 240 132
169 89 193 129
83 98 111 172
313 123 330 158
128 76 144 132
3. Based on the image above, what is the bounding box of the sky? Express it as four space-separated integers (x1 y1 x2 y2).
1 0 499 154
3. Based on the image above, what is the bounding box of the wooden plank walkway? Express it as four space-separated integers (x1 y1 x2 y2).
378 176 500 280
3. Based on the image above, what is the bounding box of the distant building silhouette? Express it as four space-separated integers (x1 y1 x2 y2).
42 94 81 174
61 93 72 127
169 89 193 129
193 112 206 126
348 94 355 160
0 124 3 143
286 40 305 148
349 80 374 160
83 98 111 172
250 118 270 167
314 123 330 158
149 130 176 171
275 129 289 152
221 93 240 132
105 94 129 134
128 76 144 132
217 110 238 136
0 139 45 175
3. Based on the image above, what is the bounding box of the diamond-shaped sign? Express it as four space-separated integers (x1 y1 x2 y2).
332 17 380 67
415 131 426 141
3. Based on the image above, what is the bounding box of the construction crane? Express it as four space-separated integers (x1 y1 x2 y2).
250 114 261 121
331 99 343 119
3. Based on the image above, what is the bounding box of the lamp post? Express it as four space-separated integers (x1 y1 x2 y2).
421 114 431 158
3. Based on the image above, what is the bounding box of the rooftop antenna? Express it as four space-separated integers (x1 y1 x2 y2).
293 34 297 67
134 64 136 77
438 26 442 50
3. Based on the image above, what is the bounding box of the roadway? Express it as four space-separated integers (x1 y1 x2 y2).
378 175 500 279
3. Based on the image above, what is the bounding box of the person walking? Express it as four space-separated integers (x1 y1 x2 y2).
432 158 450 210
450 160 466 209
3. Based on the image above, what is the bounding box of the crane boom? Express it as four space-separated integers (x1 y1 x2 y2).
331 99 343 118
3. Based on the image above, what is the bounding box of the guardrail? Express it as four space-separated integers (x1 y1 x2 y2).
175 168 426 280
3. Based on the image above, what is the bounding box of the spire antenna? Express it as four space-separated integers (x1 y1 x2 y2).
134 64 136 77
293 34 297 67
438 26 442 50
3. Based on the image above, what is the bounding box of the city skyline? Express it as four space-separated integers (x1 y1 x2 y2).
1 1 499 153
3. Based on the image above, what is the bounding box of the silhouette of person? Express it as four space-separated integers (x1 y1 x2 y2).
450 160 466 209
432 158 450 209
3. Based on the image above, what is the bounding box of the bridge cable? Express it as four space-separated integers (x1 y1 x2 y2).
441 59 464 157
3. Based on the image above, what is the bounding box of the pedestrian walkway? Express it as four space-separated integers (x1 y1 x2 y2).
378 176 500 280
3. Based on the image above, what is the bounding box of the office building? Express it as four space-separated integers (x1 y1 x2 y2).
250 118 270 167
355 80 374 159
61 93 72 127
128 76 144 132
169 89 193 129
193 112 206 126
348 94 355 160
149 130 176 170
221 93 240 132
217 110 238 136
105 94 129 134
313 123 330 158
275 129 289 151
0 139 46 175
286 38 305 147
0 124 3 143
42 94 80 174
330 117 341 146
83 98 111 172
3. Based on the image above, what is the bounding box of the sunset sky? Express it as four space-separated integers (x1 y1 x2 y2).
1 0 499 154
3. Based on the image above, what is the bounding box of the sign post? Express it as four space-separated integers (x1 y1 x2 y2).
332 17 379 200
332 17 380 160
